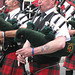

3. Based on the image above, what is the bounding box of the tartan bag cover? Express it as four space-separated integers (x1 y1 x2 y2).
63 53 75 70
0 52 24 75
29 62 60 75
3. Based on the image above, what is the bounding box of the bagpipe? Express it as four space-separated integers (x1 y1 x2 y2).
14 0 75 58
0 4 41 67
0 5 19 66
0 3 41 75
0 3 40 31
0 4 19 31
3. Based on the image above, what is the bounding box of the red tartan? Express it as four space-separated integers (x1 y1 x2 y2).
63 54 75 70
0 52 24 75
29 62 60 75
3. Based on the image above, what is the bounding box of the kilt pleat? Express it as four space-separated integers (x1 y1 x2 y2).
63 54 75 70
29 62 60 75
0 52 24 75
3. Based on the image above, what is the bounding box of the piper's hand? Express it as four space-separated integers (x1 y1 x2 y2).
16 41 32 66
16 47 32 57
17 54 26 66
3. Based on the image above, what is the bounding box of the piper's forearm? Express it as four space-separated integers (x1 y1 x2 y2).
34 36 66 55
5 30 17 37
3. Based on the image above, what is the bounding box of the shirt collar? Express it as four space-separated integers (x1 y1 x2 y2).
45 7 55 15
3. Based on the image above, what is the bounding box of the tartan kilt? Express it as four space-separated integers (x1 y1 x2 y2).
0 52 24 75
29 62 60 75
63 53 75 70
